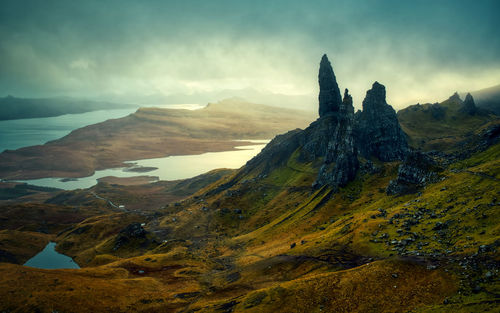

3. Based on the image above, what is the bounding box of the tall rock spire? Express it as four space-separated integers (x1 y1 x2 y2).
238 57 409 193
461 93 477 115
318 54 342 117
314 89 358 189
355 82 408 161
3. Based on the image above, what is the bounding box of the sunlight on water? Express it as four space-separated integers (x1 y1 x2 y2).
19 142 268 190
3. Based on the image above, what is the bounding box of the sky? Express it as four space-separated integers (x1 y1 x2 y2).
1 0 499 110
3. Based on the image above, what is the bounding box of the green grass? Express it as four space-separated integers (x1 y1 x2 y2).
397 97 498 151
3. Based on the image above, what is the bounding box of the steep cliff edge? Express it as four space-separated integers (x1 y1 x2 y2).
355 82 408 161
234 55 407 191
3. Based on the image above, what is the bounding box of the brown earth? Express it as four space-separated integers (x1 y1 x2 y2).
0 99 315 180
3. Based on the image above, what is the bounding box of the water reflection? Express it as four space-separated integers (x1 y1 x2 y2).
20 142 268 190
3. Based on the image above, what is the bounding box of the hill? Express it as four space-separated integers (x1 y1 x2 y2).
0 56 498 312
0 98 316 180
0 96 137 120
397 92 498 152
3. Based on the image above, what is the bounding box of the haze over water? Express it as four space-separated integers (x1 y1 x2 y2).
0 104 205 152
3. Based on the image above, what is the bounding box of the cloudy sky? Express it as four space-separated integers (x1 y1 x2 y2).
1 0 499 109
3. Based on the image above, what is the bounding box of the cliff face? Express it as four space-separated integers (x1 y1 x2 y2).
355 82 408 161
318 54 343 117
240 55 408 191
314 89 358 188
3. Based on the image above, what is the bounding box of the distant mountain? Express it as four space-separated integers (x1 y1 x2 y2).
0 98 316 179
1 55 500 313
0 96 137 120
467 84 500 114
103 88 317 112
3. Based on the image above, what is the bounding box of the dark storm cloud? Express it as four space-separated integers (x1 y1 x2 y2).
1 0 499 108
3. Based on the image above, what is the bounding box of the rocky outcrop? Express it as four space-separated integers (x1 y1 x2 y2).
386 151 442 195
399 102 448 121
448 92 462 103
226 55 409 192
318 54 342 117
355 82 408 161
113 223 148 251
120 223 147 237
314 89 358 188
243 128 303 174
461 93 477 115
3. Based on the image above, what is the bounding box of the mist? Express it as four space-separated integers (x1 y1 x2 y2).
1 0 499 110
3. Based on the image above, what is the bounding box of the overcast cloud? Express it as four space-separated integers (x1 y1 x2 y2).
1 0 499 109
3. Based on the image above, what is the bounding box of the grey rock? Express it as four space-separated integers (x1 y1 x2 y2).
222 55 411 193
314 89 358 188
113 223 148 251
386 151 442 195
355 82 408 161
120 223 147 238
318 54 342 117
460 93 477 115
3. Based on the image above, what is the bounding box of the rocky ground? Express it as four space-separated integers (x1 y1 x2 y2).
0 55 498 312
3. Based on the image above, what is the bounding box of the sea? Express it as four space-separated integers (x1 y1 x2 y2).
0 105 267 190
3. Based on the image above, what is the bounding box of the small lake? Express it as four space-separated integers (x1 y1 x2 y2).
23 242 80 269
0 104 204 152
19 141 268 190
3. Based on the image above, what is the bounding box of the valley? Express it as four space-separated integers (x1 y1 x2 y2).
0 99 314 180
0 55 498 312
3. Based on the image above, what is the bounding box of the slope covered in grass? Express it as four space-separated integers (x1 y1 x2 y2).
397 94 498 151
2 139 496 312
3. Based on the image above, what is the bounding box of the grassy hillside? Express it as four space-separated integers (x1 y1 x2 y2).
398 94 499 151
1 137 498 312
0 99 315 180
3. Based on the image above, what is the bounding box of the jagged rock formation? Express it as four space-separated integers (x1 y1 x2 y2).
314 89 358 188
355 82 408 161
449 92 462 102
461 93 477 115
242 93 358 191
113 223 148 251
318 54 342 117
235 55 408 191
386 151 442 195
